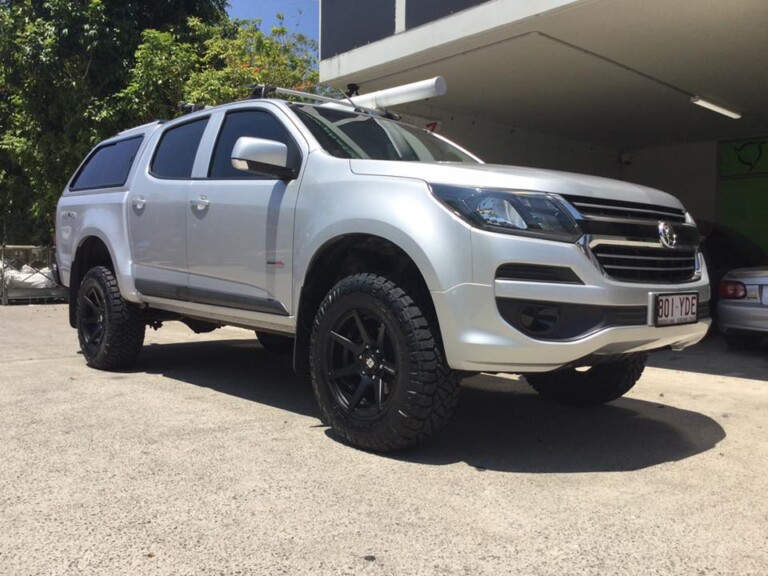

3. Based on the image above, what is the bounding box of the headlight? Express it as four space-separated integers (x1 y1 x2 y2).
430 184 582 242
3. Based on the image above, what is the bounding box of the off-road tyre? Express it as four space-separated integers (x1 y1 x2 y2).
310 273 460 452
76 266 145 370
525 353 647 407
256 331 295 354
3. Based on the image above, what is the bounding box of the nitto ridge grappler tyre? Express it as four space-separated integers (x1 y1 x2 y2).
525 353 648 407
310 273 460 452
76 266 145 370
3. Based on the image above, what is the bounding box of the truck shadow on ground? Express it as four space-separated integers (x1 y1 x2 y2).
135 339 726 474
137 338 317 418
391 374 726 473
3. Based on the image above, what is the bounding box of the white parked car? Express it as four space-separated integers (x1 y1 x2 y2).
718 267 768 349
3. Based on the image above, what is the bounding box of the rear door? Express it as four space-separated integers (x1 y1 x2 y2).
127 116 209 298
186 106 304 315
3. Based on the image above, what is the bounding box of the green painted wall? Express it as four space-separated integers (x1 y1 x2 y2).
719 138 768 251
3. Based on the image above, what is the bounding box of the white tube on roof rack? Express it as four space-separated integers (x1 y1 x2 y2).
350 77 447 110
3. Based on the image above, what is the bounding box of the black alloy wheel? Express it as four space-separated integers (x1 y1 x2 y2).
76 266 145 370
310 273 460 452
79 281 108 356
325 307 399 419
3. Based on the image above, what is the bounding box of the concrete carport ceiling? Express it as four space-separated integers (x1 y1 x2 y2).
323 0 768 149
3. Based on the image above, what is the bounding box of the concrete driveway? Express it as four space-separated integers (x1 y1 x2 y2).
1 304 766 575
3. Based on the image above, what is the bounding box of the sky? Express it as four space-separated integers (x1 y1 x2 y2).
226 0 320 44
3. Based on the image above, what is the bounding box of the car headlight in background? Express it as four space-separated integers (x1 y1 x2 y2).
430 184 582 242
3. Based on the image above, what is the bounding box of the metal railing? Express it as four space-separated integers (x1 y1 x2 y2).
0 245 68 305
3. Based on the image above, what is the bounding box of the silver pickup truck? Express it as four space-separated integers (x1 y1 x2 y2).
55 83 710 451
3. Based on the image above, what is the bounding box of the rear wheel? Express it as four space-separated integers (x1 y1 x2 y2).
525 354 647 407
76 266 145 370
310 273 459 452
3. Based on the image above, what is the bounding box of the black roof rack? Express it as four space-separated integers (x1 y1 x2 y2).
178 102 207 116
247 84 397 118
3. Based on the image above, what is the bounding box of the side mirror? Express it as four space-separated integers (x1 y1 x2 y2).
231 137 297 180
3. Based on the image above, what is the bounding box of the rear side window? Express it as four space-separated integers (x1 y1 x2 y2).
151 117 208 178
209 110 300 179
70 136 143 191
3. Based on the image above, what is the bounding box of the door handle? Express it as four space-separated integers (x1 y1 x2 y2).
190 196 211 211
132 195 146 210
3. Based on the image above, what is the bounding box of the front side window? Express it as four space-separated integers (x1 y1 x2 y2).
151 117 209 178
289 104 479 164
209 109 301 179
70 136 143 191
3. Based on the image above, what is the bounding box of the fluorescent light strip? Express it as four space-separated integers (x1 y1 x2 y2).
690 96 741 119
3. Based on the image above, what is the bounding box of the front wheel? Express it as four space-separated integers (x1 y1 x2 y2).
309 273 459 452
525 354 647 407
76 266 145 370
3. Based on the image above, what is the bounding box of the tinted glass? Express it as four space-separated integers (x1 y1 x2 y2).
209 110 300 179
406 0 489 29
290 104 478 163
320 0 395 59
70 136 143 190
151 118 208 178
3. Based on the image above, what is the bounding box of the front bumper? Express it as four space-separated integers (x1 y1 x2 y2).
432 230 711 373
433 283 709 372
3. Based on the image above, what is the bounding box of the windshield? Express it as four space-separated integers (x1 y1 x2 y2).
289 104 480 164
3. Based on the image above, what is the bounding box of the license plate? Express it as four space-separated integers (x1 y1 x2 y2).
653 293 698 326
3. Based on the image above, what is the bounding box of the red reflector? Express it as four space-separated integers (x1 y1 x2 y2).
719 281 746 299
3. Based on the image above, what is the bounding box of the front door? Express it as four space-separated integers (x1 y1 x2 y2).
186 108 303 315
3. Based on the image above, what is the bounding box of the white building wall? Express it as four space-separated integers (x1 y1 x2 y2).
406 107 718 219
403 107 622 179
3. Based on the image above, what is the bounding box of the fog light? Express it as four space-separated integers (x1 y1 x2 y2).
520 304 560 335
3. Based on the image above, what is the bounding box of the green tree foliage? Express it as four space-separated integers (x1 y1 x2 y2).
0 2 317 245
119 15 318 124
185 16 318 105
117 28 200 125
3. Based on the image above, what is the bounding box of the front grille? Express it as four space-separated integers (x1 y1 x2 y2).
562 194 699 284
563 195 686 223
592 245 697 283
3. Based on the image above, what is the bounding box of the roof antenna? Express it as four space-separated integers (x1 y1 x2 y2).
336 84 364 113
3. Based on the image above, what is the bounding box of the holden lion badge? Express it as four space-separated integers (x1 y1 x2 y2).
658 221 677 248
